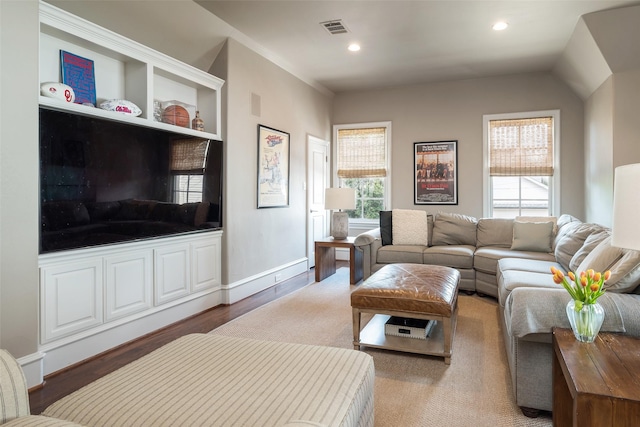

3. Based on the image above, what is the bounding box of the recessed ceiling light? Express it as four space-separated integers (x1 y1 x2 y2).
492 21 508 31
348 43 361 52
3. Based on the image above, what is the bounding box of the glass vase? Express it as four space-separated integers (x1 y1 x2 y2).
566 300 605 343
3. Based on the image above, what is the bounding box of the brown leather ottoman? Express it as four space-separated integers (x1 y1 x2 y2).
351 263 460 364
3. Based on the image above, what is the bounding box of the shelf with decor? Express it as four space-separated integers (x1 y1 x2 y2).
36 1 225 378
39 1 223 140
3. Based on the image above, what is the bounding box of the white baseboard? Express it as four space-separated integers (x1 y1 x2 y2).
33 260 309 380
39 290 221 377
223 258 309 304
18 351 46 389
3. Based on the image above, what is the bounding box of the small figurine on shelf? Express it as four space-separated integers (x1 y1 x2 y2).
192 111 205 132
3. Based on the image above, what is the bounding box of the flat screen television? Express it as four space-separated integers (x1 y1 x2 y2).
39 107 223 254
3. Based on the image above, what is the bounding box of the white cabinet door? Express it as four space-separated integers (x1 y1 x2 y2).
191 236 222 293
41 259 103 343
104 250 153 322
154 244 191 305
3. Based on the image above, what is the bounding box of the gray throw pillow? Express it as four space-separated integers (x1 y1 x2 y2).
431 212 477 246
569 229 610 272
510 221 554 252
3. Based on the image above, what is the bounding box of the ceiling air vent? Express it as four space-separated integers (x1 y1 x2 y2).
320 20 349 35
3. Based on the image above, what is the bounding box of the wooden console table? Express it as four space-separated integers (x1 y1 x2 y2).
315 237 363 285
552 327 640 427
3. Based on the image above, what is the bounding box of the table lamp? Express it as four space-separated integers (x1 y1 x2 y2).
612 163 640 251
325 187 356 240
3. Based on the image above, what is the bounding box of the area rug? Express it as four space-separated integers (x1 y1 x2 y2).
210 268 552 427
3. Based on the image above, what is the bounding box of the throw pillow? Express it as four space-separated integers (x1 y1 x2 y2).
431 212 477 246
603 249 640 293
379 210 393 246
568 229 610 272
516 215 558 233
510 221 554 252
392 209 429 246
576 236 624 276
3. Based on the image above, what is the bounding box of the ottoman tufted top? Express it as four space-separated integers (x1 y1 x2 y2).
351 263 460 316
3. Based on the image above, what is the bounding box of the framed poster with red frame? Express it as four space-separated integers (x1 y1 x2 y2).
414 140 458 205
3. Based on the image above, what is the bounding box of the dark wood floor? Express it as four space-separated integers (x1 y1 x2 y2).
28 264 335 415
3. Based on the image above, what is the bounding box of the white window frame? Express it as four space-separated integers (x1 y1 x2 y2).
172 173 204 204
482 110 561 218
332 121 392 228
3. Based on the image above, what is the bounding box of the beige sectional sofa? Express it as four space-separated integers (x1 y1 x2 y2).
355 210 640 415
354 211 558 295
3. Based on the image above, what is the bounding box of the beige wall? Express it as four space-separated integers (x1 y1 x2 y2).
583 70 640 226
584 78 614 226
333 72 585 219
215 38 332 285
0 0 40 356
613 69 640 167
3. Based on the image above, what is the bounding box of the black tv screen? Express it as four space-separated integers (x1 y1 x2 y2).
39 107 223 254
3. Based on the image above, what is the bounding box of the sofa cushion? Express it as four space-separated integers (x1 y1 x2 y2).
475 247 556 275
568 229 610 271
431 212 477 246
498 257 564 275
476 218 513 248
554 223 608 271
516 215 558 232
576 236 640 293
379 210 393 246
377 245 424 264
2 416 85 426
497 268 561 307
423 245 474 269
510 221 554 252
554 214 583 248
392 209 429 246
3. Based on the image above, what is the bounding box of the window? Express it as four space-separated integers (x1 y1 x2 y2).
173 174 204 203
483 111 560 218
333 122 391 222
170 138 209 203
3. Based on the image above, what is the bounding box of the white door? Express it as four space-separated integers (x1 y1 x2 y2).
307 135 329 268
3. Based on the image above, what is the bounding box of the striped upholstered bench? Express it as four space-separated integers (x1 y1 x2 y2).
40 334 374 427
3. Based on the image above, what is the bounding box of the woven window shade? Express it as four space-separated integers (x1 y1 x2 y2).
337 127 387 178
170 139 209 173
488 117 554 176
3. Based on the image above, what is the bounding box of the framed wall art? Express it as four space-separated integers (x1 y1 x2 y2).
414 140 458 205
257 124 290 208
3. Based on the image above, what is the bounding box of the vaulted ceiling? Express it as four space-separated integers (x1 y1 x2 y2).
47 0 640 95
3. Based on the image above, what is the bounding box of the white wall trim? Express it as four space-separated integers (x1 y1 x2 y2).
223 258 309 304
18 351 46 389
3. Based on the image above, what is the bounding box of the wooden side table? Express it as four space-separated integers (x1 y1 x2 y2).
315 237 363 285
552 327 640 427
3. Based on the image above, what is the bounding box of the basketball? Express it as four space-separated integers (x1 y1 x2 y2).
162 105 190 127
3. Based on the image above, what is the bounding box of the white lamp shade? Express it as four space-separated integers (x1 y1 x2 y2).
324 187 356 210
612 163 640 251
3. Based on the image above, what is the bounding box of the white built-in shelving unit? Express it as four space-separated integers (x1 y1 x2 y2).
37 2 225 375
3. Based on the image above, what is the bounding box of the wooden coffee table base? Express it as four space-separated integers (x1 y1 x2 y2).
353 308 457 364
